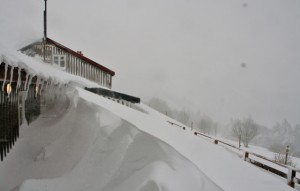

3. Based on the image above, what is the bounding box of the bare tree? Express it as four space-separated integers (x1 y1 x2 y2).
212 122 219 137
176 109 190 126
198 115 214 134
274 152 296 167
148 97 173 117
242 117 259 147
231 117 259 148
232 119 242 137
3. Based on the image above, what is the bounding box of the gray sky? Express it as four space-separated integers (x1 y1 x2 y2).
2 0 300 127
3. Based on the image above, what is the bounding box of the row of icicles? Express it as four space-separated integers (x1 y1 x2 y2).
1 62 66 103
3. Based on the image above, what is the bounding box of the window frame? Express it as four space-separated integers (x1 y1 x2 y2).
52 54 66 69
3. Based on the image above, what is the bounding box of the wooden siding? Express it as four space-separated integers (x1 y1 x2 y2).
21 39 114 89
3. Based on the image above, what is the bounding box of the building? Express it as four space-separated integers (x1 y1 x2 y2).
0 0 139 161
21 38 115 89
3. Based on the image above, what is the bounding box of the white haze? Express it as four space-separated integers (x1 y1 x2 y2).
2 0 300 127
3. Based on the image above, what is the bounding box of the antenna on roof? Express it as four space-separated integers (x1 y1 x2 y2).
43 0 47 40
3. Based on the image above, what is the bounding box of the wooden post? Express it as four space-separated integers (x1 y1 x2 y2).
238 135 241 150
287 168 296 188
214 140 218 144
244 151 249 161
285 145 290 165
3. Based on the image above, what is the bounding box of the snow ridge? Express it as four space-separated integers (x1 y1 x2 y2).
0 89 221 191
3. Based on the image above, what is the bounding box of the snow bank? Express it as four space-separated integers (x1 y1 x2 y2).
0 88 221 191
76 87 295 191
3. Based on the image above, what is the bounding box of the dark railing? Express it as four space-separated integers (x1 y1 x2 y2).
85 87 140 104
0 83 19 161
0 63 42 161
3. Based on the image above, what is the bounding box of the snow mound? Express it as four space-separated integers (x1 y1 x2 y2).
0 89 221 191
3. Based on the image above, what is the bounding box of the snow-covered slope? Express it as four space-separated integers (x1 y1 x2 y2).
0 85 295 191
0 87 221 191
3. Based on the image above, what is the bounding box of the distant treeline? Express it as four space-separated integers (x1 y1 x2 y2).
147 97 300 157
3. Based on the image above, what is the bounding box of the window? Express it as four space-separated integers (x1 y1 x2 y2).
60 56 65 67
52 55 66 68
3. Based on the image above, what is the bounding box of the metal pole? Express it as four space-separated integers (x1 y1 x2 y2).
44 0 47 40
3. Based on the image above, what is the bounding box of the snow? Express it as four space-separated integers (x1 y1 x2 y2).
0 64 298 191
1 84 296 191
0 88 222 191
1 52 103 89
0 1 298 189
0 65 297 190
76 87 296 191
215 137 300 173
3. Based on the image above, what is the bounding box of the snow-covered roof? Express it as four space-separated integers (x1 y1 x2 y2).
0 51 103 89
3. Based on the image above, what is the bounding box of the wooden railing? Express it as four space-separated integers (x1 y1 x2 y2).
167 121 300 189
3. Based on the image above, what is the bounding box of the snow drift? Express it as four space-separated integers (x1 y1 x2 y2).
0 88 221 191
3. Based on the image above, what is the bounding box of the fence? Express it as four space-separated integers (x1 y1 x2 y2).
0 83 19 161
168 121 300 189
0 78 42 161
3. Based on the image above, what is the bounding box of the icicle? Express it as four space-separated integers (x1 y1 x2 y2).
35 76 40 97
46 80 52 102
9 66 14 86
25 75 33 100
40 79 44 95
27 75 33 90
17 67 21 90
1 63 8 91
44 80 50 95
43 80 48 94
46 81 52 102
24 73 29 91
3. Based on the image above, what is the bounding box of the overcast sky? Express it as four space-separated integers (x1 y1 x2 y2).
1 0 300 127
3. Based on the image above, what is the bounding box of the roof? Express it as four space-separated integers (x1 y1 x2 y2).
46 38 115 76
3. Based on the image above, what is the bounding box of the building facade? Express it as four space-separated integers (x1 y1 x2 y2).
21 38 115 88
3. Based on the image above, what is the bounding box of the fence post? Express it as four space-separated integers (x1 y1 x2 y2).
214 140 218 144
244 151 249 161
287 168 296 188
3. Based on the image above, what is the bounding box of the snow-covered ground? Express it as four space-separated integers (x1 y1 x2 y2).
1 0 299 190
219 138 300 169
0 84 297 191
0 38 298 190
